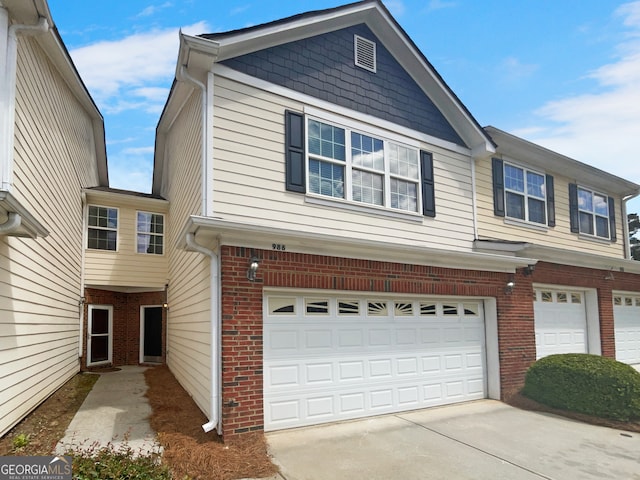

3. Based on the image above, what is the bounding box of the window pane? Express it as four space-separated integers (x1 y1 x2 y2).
90 337 109 363
595 216 609 238
578 188 592 212
594 194 608 216
526 172 545 199
309 159 344 198
351 132 384 171
506 191 525 219
390 178 417 212
352 170 383 205
504 165 524 192
88 229 117 251
579 211 594 235
528 198 546 224
309 120 345 161
389 144 419 179
91 309 110 334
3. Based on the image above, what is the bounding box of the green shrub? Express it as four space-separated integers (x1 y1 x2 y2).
522 353 640 421
67 443 172 480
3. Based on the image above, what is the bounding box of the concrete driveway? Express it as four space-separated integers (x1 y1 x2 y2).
266 400 640 480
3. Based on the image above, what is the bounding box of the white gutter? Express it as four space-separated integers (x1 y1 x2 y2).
0 211 20 233
185 232 221 435
1 15 49 191
79 193 88 358
470 157 479 240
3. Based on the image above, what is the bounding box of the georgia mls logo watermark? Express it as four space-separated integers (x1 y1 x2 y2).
0 456 72 480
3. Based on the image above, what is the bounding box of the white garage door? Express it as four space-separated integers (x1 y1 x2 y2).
534 289 587 359
614 294 640 366
264 294 486 431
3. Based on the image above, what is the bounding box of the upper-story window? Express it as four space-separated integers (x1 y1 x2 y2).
307 118 421 213
491 158 554 227
285 110 436 218
504 163 546 224
137 212 164 255
577 187 610 238
87 205 117 251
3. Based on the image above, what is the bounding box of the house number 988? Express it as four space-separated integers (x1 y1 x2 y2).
272 243 286 251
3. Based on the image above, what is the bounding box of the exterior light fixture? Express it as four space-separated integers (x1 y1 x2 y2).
523 264 536 276
247 256 260 281
505 280 515 294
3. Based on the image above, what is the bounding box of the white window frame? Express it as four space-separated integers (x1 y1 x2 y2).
577 186 610 239
87 304 113 366
503 162 547 225
136 211 165 255
305 114 423 214
87 205 118 251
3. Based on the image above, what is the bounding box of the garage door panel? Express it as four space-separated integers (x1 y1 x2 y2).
265 296 486 430
534 289 587 359
614 294 640 365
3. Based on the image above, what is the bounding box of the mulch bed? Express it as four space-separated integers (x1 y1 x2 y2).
144 365 279 480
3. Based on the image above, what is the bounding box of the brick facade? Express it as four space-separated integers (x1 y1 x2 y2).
82 288 167 370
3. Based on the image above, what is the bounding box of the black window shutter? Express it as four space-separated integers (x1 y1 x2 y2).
546 174 555 227
285 110 305 193
609 196 617 242
491 158 505 217
420 150 435 217
569 183 579 233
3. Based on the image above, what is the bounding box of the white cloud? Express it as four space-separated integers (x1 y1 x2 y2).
498 56 539 83
425 0 457 12
137 2 173 18
513 2 640 187
384 1 406 17
69 21 208 111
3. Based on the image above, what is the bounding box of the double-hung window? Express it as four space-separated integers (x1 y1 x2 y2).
577 187 610 238
137 212 164 254
87 206 117 251
503 163 546 224
307 118 421 213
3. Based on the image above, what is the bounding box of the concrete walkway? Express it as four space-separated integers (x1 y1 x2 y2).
56 366 160 456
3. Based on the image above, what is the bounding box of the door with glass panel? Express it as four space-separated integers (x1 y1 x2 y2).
88 305 112 366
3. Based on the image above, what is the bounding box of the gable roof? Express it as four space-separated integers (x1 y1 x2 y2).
154 0 494 195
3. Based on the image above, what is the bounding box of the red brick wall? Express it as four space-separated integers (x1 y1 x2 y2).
82 288 166 369
219 246 539 437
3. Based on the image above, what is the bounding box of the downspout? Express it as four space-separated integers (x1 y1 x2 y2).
622 192 640 259
0 11 48 233
79 193 88 359
185 232 221 434
470 156 479 240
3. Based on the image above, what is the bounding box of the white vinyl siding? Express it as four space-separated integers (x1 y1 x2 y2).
476 158 624 258
1 37 101 436
163 90 212 418
213 75 476 252
84 196 168 289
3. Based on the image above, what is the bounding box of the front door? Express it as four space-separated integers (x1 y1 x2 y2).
88 305 112 366
141 306 163 363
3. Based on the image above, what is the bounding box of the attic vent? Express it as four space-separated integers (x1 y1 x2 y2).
354 35 376 72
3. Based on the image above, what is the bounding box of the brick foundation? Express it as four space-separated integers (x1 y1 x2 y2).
82 288 167 370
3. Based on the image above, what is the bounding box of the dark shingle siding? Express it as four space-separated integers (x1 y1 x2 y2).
222 24 465 146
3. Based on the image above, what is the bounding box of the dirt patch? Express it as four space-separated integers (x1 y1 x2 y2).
507 392 640 433
0 373 99 456
145 365 279 480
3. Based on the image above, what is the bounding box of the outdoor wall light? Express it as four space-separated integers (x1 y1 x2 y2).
247 256 260 281
523 264 536 276
505 280 515 294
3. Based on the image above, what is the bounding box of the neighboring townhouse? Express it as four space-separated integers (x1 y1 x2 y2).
81 187 169 370
154 0 544 438
0 0 108 436
476 126 640 364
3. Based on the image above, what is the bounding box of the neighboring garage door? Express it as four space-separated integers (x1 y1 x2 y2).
264 294 486 431
614 293 640 365
534 288 587 359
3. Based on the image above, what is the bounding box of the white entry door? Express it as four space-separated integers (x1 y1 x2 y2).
264 294 486 431
88 305 113 366
614 293 640 366
534 289 587 360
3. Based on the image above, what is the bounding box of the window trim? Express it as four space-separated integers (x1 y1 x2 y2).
136 211 165 255
87 205 119 252
304 113 424 214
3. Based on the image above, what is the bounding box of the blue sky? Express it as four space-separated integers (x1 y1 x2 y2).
48 0 640 215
